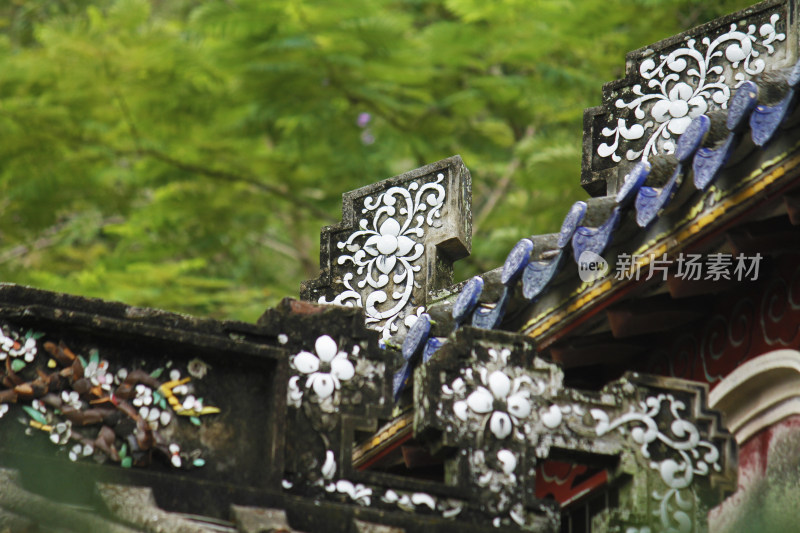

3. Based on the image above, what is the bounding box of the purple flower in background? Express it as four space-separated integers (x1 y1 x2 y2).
357 112 371 128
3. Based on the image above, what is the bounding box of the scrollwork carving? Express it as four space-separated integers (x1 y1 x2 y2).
598 14 785 163
319 174 446 339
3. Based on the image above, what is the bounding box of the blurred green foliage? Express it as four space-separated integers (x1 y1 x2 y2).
0 0 753 321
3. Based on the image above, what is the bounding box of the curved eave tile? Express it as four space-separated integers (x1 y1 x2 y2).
571 208 622 264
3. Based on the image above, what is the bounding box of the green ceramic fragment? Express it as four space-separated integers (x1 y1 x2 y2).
10 359 25 373
22 406 47 425
190 416 201 426
121 457 132 468
193 458 205 467
150 367 164 379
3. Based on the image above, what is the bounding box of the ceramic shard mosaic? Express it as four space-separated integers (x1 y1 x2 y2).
0 322 219 470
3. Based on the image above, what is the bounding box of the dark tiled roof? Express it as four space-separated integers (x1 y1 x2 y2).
394 58 800 396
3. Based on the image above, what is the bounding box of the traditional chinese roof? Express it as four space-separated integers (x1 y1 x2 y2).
393 0 800 377
4 2 800 533
346 0 800 510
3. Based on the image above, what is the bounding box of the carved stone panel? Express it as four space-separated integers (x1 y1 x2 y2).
302 156 471 340
414 327 737 532
581 0 796 196
0 285 287 519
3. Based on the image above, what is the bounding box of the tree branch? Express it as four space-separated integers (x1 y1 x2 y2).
121 148 337 223
472 126 535 235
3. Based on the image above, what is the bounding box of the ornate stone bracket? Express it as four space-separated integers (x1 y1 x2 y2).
414 328 736 532
582 0 796 196
279 308 736 532
301 156 471 340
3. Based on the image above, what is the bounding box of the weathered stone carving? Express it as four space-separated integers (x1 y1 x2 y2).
415 327 736 532
273 302 736 532
582 1 794 194
302 156 471 340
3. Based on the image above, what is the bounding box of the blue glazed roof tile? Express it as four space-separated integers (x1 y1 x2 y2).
392 57 800 405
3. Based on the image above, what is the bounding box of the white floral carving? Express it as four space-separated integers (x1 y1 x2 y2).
319 173 446 339
289 335 355 407
439 347 553 442
324 479 373 506
381 489 441 513
468 449 533 527
84 357 112 391
0 327 37 362
598 13 785 162
591 394 721 490
454 370 532 440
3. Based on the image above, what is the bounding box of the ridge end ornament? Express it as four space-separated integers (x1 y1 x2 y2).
302 156 472 340
582 2 794 195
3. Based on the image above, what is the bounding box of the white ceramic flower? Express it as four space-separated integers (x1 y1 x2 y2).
0 332 36 362
651 81 708 135
455 370 532 440
69 443 93 462
49 420 72 445
363 218 417 274
61 390 82 410
84 359 112 390
17 338 37 362
292 335 355 401
132 384 153 407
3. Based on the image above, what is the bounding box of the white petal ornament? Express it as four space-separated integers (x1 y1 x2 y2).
312 374 335 400
488 371 511 399
379 218 401 238
541 405 563 429
294 351 320 374
490 411 513 440
315 335 338 362
497 449 517 474
331 356 355 381
376 255 397 274
453 400 469 421
466 387 493 414
507 392 532 420
396 235 415 257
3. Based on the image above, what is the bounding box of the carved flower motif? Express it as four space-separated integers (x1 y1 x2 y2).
49 420 72 445
0 331 36 362
292 335 355 400
597 14 785 162
84 358 112 391
363 218 417 274
320 174 444 339
650 81 708 135
454 370 531 440
61 390 82 410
